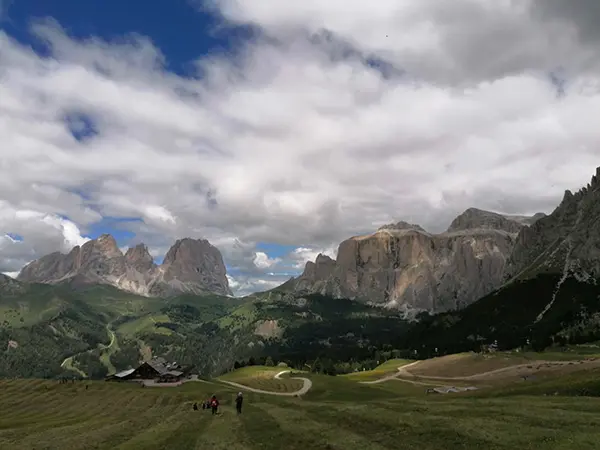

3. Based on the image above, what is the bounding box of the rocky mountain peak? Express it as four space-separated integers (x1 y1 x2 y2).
125 243 155 273
17 234 232 298
157 238 232 297
447 208 524 234
88 234 121 258
378 221 427 233
162 238 210 266
315 253 335 264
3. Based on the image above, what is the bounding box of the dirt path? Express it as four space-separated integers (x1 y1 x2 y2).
217 370 313 396
402 360 584 381
359 361 421 385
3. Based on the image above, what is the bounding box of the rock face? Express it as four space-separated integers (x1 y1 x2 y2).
505 167 600 283
0 273 25 295
289 209 544 314
149 238 231 297
447 208 529 234
17 235 232 297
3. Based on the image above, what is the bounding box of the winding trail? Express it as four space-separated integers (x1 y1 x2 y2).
359 361 421 385
60 323 117 377
401 360 578 381
217 370 313 397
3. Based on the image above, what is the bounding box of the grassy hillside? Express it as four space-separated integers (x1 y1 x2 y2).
2 369 600 449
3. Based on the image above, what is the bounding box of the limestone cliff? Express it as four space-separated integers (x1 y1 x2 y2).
505 167 600 283
289 209 543 314
17 235 232 297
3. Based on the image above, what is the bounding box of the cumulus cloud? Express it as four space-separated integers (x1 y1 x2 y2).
2 2 600 294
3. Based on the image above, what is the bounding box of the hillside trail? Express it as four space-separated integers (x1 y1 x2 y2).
395 359 595 381
60 323 117 375
217 370 313 396
359 361 421 385
358 359 591 386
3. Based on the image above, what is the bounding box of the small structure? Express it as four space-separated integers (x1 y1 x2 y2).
106 357 190 383
105 368 136 381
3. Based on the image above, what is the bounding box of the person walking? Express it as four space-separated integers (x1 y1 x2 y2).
210 395 219 415
235 392 244 415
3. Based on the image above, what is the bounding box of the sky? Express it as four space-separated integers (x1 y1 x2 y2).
1 0 600 296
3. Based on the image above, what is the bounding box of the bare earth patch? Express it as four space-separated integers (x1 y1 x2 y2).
254 320 283 339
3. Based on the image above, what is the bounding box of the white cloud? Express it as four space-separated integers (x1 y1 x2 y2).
227 273 289 297
289 246 338 269
253 251 281 269
2 4 600 294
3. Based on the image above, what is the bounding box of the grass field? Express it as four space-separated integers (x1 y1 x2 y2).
218 366 305 393
3 369 600 449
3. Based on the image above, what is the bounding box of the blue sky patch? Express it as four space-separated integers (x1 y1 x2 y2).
2 0 255 76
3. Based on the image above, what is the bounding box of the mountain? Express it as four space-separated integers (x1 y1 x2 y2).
399 166 600 356
505 167 600 283
17 235 232 297
283 209 544 314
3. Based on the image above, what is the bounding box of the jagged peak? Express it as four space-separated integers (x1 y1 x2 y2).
447 207 523 233
315 253 335 264
125 243 153 261
162 237 219 266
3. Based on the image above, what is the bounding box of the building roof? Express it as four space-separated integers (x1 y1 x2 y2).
113 368 136 378
147 358 169 374
163 370 184 377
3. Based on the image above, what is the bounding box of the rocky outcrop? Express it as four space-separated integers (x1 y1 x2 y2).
17 235 232 297
288 209 542 314
505 167 600 282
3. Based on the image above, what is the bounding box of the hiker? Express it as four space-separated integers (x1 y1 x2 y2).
235 392 244 414
193 402 198 411
210 395 219 415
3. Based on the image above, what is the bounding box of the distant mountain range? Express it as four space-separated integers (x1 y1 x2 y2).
17 236 232 297
11 167 600 317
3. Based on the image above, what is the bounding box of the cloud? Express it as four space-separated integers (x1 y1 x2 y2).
2 5 600 294
253 252 281 270
288 246 338 270
226 273 288 297
0 201 89 272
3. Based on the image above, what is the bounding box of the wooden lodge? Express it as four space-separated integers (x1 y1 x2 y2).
106 357 190 383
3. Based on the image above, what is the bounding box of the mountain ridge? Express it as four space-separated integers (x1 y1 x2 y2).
17 235 232 297
282 207 546 314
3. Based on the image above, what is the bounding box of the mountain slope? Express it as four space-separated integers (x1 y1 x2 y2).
284 209 543 314
17 235 232 297
506 167 600 283
400 166 600 357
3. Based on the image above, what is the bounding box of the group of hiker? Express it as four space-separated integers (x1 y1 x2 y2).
193 392 244 415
